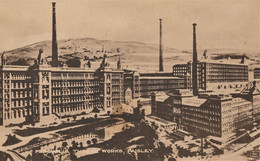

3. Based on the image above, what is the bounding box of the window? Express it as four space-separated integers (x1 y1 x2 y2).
107 74 111 81
107 87 110 94
18 110 21 118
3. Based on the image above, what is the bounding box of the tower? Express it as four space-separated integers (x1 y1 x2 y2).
159 19 163 72
117 57 121 69
192 23 198 96
241 53 246 64
1 52 7 65
37 49 43 65
51 2 59 67
102 45 104 52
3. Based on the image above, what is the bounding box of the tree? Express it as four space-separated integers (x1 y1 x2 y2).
73 115 77 121
168 158 177 161
154 125 159 130
62 141 68 148
152 142 173 161
66 58 81 67
87 61 91 68
79 142 83 149
46 153 54 161
91 138 98 144
11 58 30 66
71 141 78 148
26 154 32 161
151 121 156 128
71 141 76 148
87 140 91 145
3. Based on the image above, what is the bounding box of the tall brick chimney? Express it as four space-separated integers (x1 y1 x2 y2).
192 23 198 96
159 19 163 72
52 2 58 67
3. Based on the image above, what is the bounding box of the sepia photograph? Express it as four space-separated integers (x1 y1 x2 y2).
0 0 259 161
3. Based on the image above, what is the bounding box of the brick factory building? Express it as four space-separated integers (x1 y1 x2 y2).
173 61 248 90
151 82 260 137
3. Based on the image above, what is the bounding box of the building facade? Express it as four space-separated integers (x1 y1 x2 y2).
0 65 33 125
253 68 260 79
0 55 191 126
173 63 191 77
0 56 127 126
123 71 190 98
123 70 141 99
140 76 188 97
151 90 193 129
182 94 253 137
173 61 248 90
151 83 259 137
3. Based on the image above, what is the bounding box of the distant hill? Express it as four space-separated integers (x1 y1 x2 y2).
182 48 260 66
2 37 259 73
3 37 180 65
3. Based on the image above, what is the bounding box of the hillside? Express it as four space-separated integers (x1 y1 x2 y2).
2 37 260 72
4 37 179 65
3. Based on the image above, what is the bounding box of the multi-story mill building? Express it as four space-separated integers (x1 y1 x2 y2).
151 23 259 138
173 61 249 90
123 71 190 98
0 2 190 126
253 68 260 80
0 54 127 126
181 92 254 137
151 82 260 137
0 57 190 126
0 9 189 126
140 76 188 97
0 64 33 125
0 52 191 126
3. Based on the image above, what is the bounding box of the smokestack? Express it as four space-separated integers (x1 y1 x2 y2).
159 19 163 72
192 23 198 96
241 53 245 64
52 2 58 67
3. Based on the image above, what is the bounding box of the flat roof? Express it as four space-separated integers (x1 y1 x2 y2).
140 76 183 80
182 96 207 107
140 72 173 74
173 59 248 67
199 60 248 66
0 64 125 73
0 65 29 71
156 96 169 102
147 115 177 125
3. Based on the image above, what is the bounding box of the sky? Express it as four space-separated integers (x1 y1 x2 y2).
0 0 259 52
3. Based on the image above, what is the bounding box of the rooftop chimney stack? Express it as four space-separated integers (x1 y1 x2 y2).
159 19 164 72
52 2 58 67
117 57 121 69
192 23 198 96
241 53 246 64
